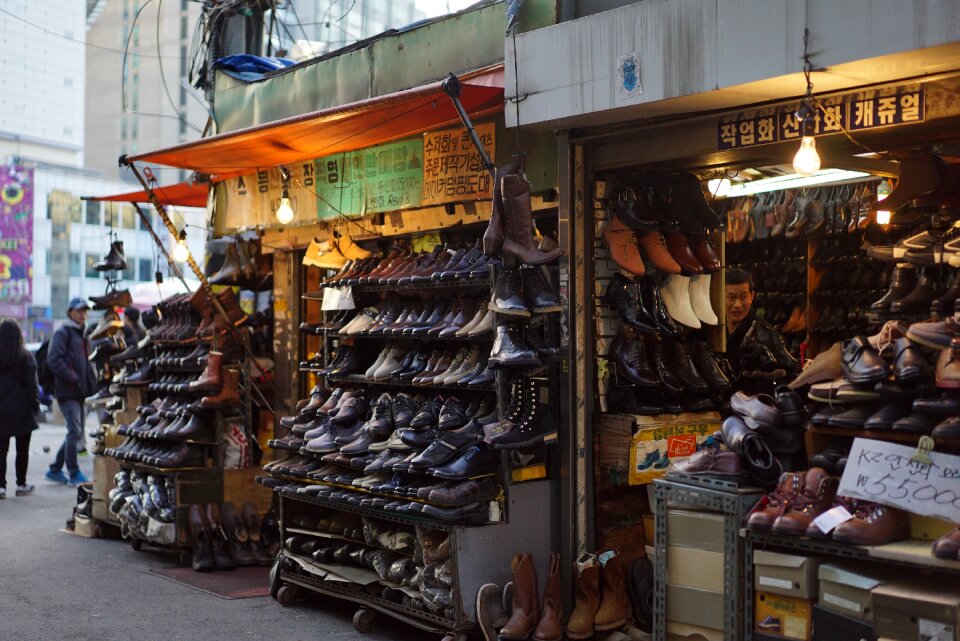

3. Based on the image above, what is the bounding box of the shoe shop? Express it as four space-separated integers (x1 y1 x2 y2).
503 3 960 641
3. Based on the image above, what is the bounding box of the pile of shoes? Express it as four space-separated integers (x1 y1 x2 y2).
488 265 562 370
260 387 502 524
746 467 910 546
187 502 274 572
208 236 272 290
109 470 177 543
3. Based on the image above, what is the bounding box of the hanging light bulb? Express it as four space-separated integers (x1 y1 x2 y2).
875 178 892 225
707 178 732 198
792 136 821 176
172 230 189 262
276 187 295 225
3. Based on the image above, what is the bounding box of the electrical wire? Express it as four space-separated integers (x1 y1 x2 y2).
289 173 382 238
121 0 154 112
285 0 313 42
156 0 190 131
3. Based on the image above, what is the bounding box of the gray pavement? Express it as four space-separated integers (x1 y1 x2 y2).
0 421 427 641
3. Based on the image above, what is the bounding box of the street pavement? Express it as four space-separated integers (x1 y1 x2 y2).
0 421 425 641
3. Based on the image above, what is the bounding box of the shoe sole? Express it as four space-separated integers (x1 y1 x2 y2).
486 302 531 317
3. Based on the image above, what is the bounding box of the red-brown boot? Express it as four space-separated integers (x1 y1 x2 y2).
200 368 241 409
498 553 539 640
188 351 223 392
533 552 563 641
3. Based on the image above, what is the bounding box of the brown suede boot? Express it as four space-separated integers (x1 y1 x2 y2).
594 549 630 631
484 161 520 255
498 553 539 640
501 174 563 265
188 351 223 392
200 368 241 409
566 553 600 640
533 552 563 641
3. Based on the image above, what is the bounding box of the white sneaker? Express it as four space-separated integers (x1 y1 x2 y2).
689 273 718 325
16 484 35 496
660 275 701 329
343 307 378 334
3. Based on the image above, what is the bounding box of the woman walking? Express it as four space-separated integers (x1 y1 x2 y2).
0 320 40 498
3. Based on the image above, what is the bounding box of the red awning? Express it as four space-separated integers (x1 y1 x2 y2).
125 66 504 177
84 182 210 208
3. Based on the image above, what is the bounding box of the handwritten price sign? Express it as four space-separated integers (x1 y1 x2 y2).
837 438 960 524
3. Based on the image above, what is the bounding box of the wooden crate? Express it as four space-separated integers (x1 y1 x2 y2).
223 467 273 515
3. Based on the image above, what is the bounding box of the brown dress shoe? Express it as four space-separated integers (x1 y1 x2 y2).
636 231 681 273
936 337 960 389
832 503 910 546
746 471 806 532
665 231 704 274
602 214 646 276
771 468 838 536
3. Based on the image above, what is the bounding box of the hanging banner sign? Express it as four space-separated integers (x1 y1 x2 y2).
0 166 33 304
717 86 925 150
422 122 496 205
314 138 424 220
837 438 960 525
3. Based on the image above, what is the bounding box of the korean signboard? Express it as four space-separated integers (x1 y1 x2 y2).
219 163 318 230
717 87 925 151
314 139 424 220
422 122 495 205
0 166 33 304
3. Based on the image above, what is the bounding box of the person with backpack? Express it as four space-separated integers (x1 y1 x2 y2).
0 319 40 499
44 298 97 487
35 339 55 408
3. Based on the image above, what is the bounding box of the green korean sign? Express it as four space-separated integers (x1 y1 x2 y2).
314 138 424 219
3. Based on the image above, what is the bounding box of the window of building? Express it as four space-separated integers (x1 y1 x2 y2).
69 252 80 277
121 204 136 229
85 254 99 278
103 203 117 227
137 208 150 231
123 261 136 281
44 250 50 273
139 258 152 281
85 200 101 225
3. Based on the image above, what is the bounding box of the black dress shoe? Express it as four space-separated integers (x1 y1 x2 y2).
639 276 678 335
608 330 659 387
661 335 710 394
841 336 888 385
604 273 657 333
863 401 912 431
913 395 960 418
892 412 934 434
410 397 442 428
828 404 881 429
774 385 806 430
420 502 489 524
688 338 730 394
428 478 496 506
409 420 481 471
437 397 469 430
431 442 497 480
892 337 932 384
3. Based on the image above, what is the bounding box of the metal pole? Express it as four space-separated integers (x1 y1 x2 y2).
440 73 496 179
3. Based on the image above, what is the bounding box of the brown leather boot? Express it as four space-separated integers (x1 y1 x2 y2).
210 243 243 284
221 501 255 566
746 471 805 532
484 161 520 255
216 288 248 325
204 503 236 570
501 174 563 265
636 231 681 273
603 214 646 276
566 553 600 640
200 368 241 409
594 549 629 631
241 501 274 566
188 351 223 392
188 504 215 572
771 468 838 536
533 552 563 641
498 553 539 640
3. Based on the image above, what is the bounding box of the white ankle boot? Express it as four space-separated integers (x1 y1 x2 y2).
660 275 701 329
690 273 718 325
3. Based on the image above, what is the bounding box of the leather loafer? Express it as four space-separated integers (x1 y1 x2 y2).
729 392 781 430
892 337 931 384
863 401 911 431
841 336 888 385
827 404 881 429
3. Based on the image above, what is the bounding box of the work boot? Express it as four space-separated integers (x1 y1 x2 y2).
490 267 531 317
188 351 223 392
483 161 520 255
220 501 255 566
241 502 273 566
594 549 630 631
746 471 806 531
489 378 557 449
94 240 127 272
603 214 646 276
188 504 215 572
200 368 241 409
533 552 563 641
488 319 541 369
660 274 700 329
498 553 539 641
771 468 838 537
205 503 236 570
566 553 600 640
501 174 563 265
689 273 718 325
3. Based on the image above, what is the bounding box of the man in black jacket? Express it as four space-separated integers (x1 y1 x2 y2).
44 298 97 486
725 268 800 380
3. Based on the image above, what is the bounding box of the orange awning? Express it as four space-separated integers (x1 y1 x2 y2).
126 66 504 177
84 182 210 208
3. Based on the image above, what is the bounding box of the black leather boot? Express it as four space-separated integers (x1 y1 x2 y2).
688 338 731 394
890 267 940 314
94 240 127 272
743 322 801 375
490 378 557 448
521 267 562 313
188 504 215 572
869 266 916 316
609 329 659 387
650 335 685 395
661 336 710 394
605 273 657 333
488 319 541 369
490 267 531 316
638 276 678 335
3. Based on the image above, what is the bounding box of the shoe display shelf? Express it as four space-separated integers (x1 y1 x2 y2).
272 479 553 637
741 529 960 641
652 476 765 641
805 425 960 458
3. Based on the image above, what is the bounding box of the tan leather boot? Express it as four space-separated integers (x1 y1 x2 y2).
594 549 630 631
533 552 563 641
501 174 564 265
566 553 600 640
603 214 646 276
498 553 539 640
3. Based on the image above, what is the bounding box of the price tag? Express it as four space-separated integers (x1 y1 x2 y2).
811 505 854 534
837 438 960 524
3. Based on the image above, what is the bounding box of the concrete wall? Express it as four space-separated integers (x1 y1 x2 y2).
507 0 960 129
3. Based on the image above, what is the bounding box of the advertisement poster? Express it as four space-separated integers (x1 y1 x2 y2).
0 166 33 304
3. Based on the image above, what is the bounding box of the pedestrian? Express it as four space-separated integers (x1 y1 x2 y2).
44 298 97 487
0 320 40 499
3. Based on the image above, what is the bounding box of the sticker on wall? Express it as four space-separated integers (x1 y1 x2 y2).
617 52 642 99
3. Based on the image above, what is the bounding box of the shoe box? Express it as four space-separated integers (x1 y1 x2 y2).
755 591 813 641
92 454 122 522
664 509 726 633
754 551 819 599
910 513 957 541
817 563 889 623
811 604 876 641
872 580 960 641
628 412 722 485
667 620 723 641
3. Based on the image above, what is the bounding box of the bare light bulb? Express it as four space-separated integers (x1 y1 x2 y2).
707 178 732 198
276 189 294 225
792 136 821 177
876 209 891 225
172 234 189 262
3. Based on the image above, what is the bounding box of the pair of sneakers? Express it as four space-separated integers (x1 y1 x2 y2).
44 469 89 487
0 484 35 498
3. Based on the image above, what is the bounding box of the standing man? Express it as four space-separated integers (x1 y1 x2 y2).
44 298 97 486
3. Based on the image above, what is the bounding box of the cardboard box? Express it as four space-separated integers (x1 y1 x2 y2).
668 545 725 592
667 585 724 629
756 591 813 640
666 509 726 552
754 550 819 599
628 412 722 484
643 513 655 547
73 515 96 538
873 581 960 641
812 604 876 641
667 620 723 641
817 563 887 622
92 454 121 502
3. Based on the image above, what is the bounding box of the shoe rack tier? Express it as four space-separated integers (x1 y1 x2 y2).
805 425 960 454
322 375 496 393
305 273 491 295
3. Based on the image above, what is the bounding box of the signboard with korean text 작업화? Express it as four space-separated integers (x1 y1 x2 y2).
717 86 925 151
314 139 423 219
0 167 33 304
837 438 960 524
422 122 495 205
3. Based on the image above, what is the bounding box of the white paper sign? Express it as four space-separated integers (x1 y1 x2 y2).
811 505 854 534
837 438 960 524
